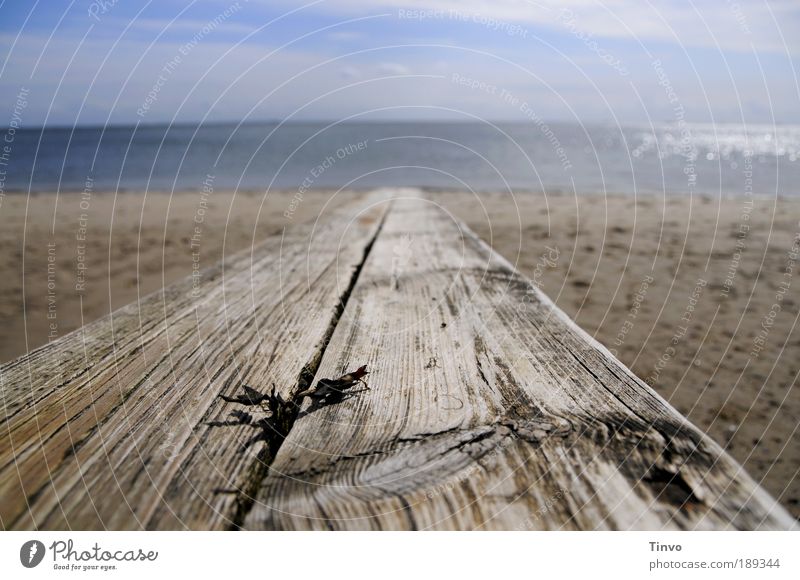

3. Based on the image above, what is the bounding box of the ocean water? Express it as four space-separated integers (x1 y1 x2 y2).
2 121 798 195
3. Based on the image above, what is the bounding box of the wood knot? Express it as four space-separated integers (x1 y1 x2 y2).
500 417 573 443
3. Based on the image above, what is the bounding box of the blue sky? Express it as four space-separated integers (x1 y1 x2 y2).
1 0 799 127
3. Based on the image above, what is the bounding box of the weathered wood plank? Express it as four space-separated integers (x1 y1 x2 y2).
244 195 796 530
0 192 388 530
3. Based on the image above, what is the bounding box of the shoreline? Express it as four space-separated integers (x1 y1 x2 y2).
4 186 797 199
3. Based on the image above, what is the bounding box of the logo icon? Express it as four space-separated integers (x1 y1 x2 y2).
20 540 46 568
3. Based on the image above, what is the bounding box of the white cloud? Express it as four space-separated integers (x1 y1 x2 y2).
377 62 411 74
256 0 800 54
340 65 361 78
2 0 798 125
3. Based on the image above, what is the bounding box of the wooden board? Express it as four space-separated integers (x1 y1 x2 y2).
244 195 797 530
0 192 388 530
2 190 794 530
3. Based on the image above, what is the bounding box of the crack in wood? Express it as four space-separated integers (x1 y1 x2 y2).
224 204 391 530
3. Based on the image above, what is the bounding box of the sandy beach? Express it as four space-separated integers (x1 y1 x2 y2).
0 188 797 518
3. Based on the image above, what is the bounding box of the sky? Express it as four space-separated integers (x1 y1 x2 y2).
1 0 799 127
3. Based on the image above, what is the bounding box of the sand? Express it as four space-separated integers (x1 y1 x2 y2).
1 188 797 519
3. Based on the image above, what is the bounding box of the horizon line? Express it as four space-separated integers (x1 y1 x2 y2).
6 118 800 133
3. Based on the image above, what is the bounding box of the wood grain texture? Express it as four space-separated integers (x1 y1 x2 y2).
2 189 793 530
0 192 388 530
244 195 796 530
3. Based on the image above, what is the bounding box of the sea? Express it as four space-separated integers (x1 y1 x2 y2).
1 121 798 196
